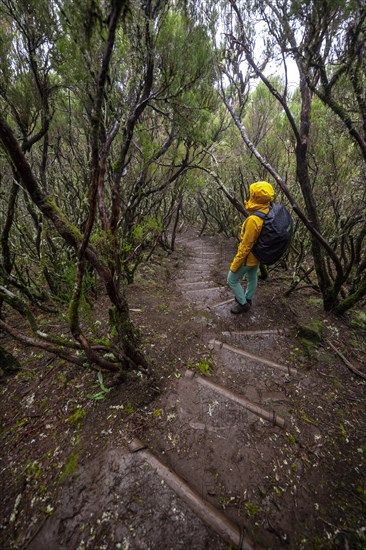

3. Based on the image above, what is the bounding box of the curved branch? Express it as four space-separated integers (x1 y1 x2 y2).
193 166 247 216
111 8 156 231
227 34 302 145
0 319 87 368
310 87 366 161
221 94 344 274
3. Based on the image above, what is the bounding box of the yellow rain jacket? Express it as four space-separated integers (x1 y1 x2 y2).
230 181 275 272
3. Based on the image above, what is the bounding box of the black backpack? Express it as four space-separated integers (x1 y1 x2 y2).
251 204 293 265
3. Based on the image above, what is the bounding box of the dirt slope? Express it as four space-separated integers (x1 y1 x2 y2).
1 230 365 549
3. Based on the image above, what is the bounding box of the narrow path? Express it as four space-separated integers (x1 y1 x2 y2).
133 230 307 548
29 230 313 550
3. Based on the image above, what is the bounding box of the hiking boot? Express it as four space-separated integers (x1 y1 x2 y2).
230 301 251 314
235 297 252 305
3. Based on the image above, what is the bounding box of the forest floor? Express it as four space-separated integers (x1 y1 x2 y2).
1 229 366 550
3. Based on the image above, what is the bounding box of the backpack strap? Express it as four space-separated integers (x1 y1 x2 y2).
251 210 268 220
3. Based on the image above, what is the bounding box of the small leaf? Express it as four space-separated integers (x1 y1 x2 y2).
87 392 106 400
97 371 110 393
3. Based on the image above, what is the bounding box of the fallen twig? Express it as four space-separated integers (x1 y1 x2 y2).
327 341 366 381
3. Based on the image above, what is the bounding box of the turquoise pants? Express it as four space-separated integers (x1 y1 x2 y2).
227 265 259 305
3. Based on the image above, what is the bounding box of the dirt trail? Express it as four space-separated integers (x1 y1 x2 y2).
139 231 312 548
25 230 365 550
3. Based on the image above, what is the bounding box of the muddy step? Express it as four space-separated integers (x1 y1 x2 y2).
183 259 219 265
183 260 217 266
207 369 292 420
129 439 254 550
186 286 224 293
183 242 215 248
187 255 221 261
183 265 217 272
175 277 215 284
184 250 221 256
184 288 229 307
208 298 269 321
179 267 212 273
221 329 290 343
175 241 204 248
175 279 214 286
178 273 213 280
177 281 217 289
186 250 222 257
185 370 286 429
28 448 228 550
219 330 291 358
206 339 298 417
144 371 287 543
197 252 221 256
209 339 297 376
209 297 235 309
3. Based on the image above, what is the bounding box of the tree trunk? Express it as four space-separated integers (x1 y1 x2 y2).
1 181 19 275
0 113 147 372
295 142 334 309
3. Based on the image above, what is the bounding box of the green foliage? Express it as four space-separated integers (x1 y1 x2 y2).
245 501 259 516
132 217 163 243
298 321 324 343
192 357 213 376
125 402 135 415
87 372 111 401
301 414 320 426
350 311 366 330
24 461 42 481
90 229 120 271
339 423 348 441
59 452 78 484
67 407 86 426
287 433 297 446
307 297 323 307
58 373 67 385
157 11 213 93
156 10 217 143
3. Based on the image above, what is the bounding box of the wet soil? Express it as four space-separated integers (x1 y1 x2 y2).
0 229 365 549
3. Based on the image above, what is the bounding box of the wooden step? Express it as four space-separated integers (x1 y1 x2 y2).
208 339 298 376
129 439 255 550
185 370 286 429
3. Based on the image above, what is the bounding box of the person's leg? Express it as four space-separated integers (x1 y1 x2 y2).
243 265 259 301
227 266 247 304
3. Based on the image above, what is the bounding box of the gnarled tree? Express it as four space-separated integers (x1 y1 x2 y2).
211 0 366 313
0 0 218 373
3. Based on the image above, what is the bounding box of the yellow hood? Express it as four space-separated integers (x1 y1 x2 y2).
244 181 275 212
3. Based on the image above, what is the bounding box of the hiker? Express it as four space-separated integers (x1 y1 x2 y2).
227 181 275 314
